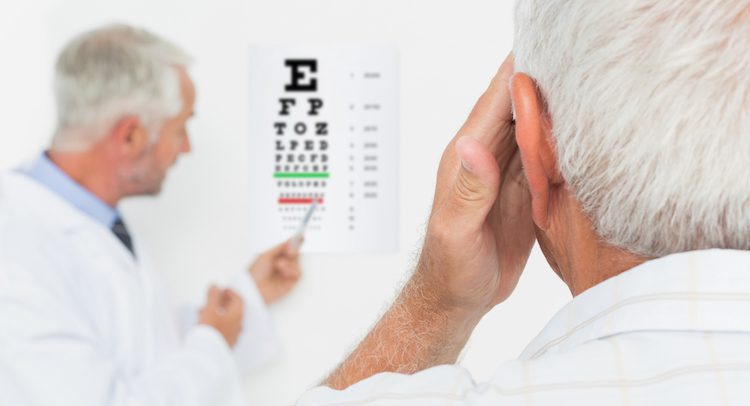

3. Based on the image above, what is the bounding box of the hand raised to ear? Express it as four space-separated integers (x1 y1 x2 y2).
323 54 538 391
420 53 536 315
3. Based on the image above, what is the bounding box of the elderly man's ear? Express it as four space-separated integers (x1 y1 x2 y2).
511 73 563 231
110 116 150 159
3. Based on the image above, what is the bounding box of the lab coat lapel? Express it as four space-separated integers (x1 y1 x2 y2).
4 172 139 272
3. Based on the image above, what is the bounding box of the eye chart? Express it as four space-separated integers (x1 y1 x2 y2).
248 45 399 253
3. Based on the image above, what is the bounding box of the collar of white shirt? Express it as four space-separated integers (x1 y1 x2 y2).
520 248 750 360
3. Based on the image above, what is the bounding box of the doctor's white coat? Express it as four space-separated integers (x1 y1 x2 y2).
0 172 278 406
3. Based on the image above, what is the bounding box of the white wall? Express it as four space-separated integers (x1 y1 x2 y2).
0 1 571 404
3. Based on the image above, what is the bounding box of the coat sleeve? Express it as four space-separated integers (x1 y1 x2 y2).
225 271 281 376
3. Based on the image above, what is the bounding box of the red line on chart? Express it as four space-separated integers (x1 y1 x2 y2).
278 198 324 205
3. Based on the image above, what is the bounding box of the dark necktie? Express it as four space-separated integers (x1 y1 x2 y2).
111 217 136 257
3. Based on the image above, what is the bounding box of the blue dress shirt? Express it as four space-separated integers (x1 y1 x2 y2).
18 152 119 228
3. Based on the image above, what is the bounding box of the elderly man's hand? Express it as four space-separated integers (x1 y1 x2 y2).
323 54 536 390
418 53 535 317
249 239 302 304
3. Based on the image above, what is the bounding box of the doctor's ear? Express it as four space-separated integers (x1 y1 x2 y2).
110 116 149 158
510 73 562 230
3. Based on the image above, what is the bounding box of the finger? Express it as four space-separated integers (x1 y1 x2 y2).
263 239 295 260
222 288 242 304
205 284 221 309
458 53 515 148
275 257 301 279
222 289 244 318
442 136 501 233
219 288 233 308
504 148 528 190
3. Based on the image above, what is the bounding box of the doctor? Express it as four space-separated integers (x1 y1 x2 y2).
0 24 300 406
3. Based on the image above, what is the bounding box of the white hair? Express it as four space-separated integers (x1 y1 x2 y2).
52 24 192 151
514 0 750 257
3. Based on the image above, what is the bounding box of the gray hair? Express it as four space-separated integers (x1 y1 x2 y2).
52 24 192 150
514 0 750 257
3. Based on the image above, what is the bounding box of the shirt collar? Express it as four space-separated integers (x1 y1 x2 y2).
520 249 750 360
18 152 119 228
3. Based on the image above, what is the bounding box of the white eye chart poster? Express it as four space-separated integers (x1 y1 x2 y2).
248 45 399 253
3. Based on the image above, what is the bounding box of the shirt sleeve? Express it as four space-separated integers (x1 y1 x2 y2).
297 365 482 405
0 279 245 406
225 271 281 376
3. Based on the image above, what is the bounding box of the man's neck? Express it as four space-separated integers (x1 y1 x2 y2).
46 149 121 208
568 244 648 296
555 194 650 296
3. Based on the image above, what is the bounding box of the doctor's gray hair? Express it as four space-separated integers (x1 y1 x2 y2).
52 24 192 151
514 0 750 257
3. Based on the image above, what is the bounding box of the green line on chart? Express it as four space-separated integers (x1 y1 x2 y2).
273 172 330 179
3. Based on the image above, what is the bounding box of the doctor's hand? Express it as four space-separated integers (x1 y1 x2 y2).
199 286 244 348
249 239 301 304
418 53 535 317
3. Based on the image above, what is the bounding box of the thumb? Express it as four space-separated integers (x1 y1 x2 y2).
205 285 221 309
221 289 244 316
275 257 300 279
444 136 500 232
264 239 291 260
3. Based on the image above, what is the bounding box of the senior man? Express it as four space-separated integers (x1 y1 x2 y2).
0 25 300 405
301 1 750 404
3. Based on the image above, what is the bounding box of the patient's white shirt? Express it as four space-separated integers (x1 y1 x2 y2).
300 249 750 405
